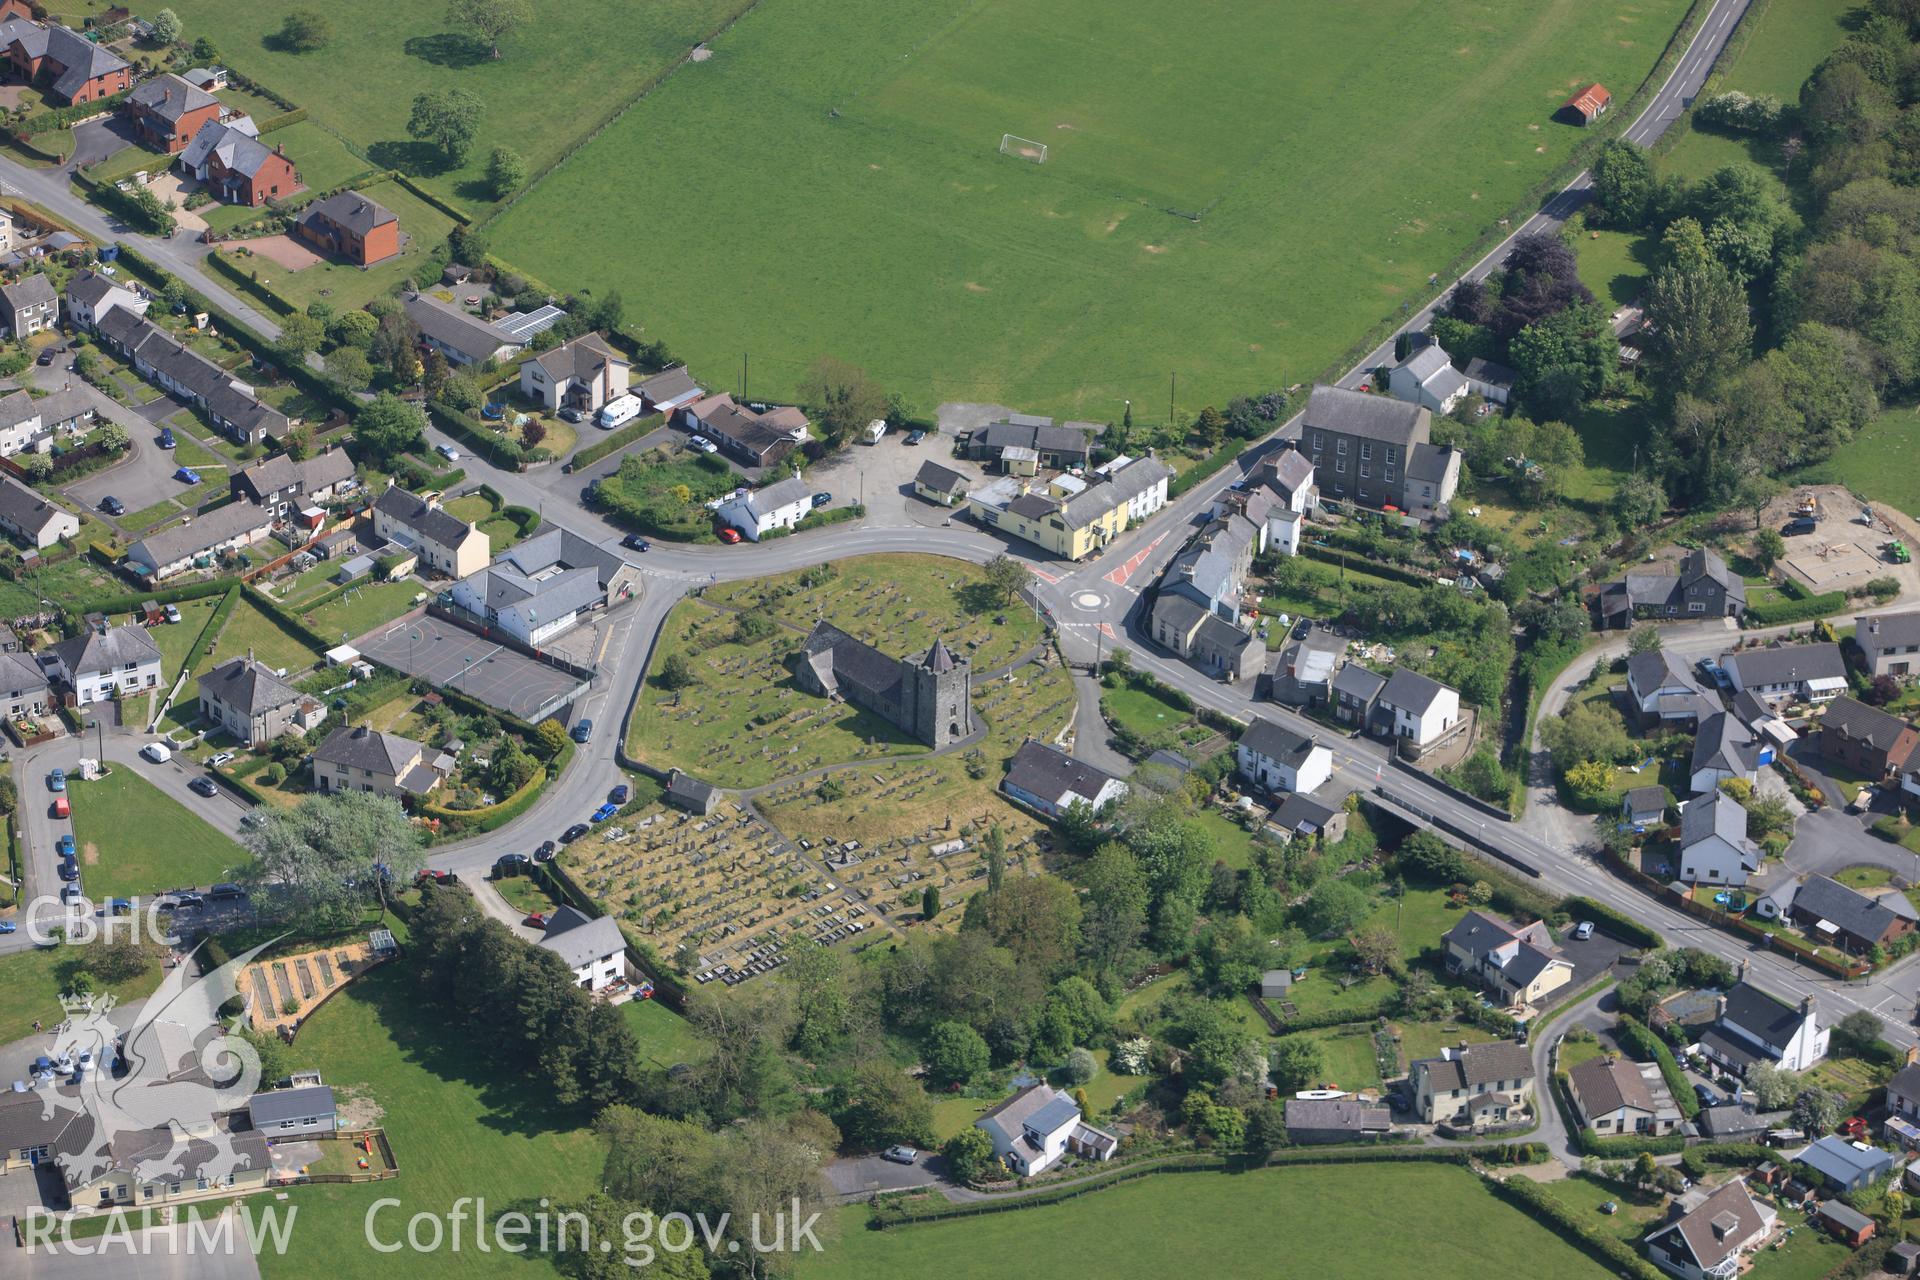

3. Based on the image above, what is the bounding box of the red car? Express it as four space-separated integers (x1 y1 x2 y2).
524 912 548 929
717 526 742 544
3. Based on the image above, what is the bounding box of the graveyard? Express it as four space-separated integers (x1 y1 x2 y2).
628 554 1046 788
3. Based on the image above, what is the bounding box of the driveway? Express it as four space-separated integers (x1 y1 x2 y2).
66 116 137 171
1782 803 1920 884
824 1153 947 1201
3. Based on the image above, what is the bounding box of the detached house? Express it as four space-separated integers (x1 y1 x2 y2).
179 118 301 207
197 656 322 747
714 475 813 542
1599 546 1745 628
1645 1179 1775 1280
1698 978 1829 1075
1234 718 1332 796
1386 342 1469 414
536 905 627 992
1567 1055 1681 1137
1818 695 1918 780
312 724 445 799
1855 611 1920 681
1677 790 1760 887
1408 1040 1535 1128
371 483 489 579
974 1083 1117 1176
0 473 78 549
1721 642 1847 707
1785 873 1917 955
0 18 130 105
449 525 636 646
1626 647 1720 728
296 191 400 266
0 271 57 339
681 393 811 470
1688 712 1765 796
403 292 522 366
1440 911 1573 1006
47 624 162 705
1001 740 1127 819
64 269 146 332
125 73 221 153
518 331 629 414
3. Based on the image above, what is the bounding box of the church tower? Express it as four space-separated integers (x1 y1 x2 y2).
906 636 971 748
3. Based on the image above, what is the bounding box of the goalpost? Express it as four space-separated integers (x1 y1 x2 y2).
999 134 1047 164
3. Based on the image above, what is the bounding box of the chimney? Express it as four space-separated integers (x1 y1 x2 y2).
1736 960 1747 984
1801 995 1814 1017
1905 1043 1919 1068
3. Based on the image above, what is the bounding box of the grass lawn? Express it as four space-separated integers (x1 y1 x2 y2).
0 942 168 1044
1836 866 1894 890
1190 808 1264 871
1745 1227 1853 1280
180 595 325 707
812 1161 1612 1280
297 580 422 647
1101 682 1193 740
491 873 560 918
1800 402 1920 520
1574 228 1656 308
134 595 221 686
1536 1173 1672 1249
118 497 185 532
1800 1054 1889 1109
495 0 1694 419
249 961 603 1280
1396 1019 1501 1067
0 555 119 619
1302 1023 1385 1091
621 997 708 1070
219 178 456 314
68 767 250 898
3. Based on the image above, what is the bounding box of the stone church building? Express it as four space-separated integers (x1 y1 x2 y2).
794 623 972 748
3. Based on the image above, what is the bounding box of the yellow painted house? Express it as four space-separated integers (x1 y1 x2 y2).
965 455 1173 561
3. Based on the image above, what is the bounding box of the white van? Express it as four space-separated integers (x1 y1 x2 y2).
597 395 643 430
861 419 888 445
140 743 172 764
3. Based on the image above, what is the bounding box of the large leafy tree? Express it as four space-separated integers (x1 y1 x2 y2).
244 790 424 928
407 88 483 167
1642 260 1754 405
447 0 530 58
1593 138 1654 228
353 393 428 465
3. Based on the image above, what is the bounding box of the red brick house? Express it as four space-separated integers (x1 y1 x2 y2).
292 191 399 266
0 18 130 106
0 0 34 23
179 119 301 207
1818 694 1919 780
125 73 222 153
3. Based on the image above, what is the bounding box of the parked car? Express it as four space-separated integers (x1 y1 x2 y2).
904 429 926 445
1696 658 1732 691
689 436 718 455
558 406 583 424
1783 517 1818 536
533 840 557 863
571 718 593 744
158 427 175 450
99 496 125 516
57 834 74 858
173 466 201 485
492 853 532 879
60 883 83 904
35 348 54 366
560 823 590 843
47 768 64 792
97 898 132 917
590 803 618 823
58 859 78 882
188 777 219 797
140 742 172 764
0 921 15 934
435 444 460 462
621 534 650 552
164 604 181 624
416 869 454 885
208 752 235 767
610 784 630 805
717 526 742 544
811 492 831 508
208 883 246 901
51 795 69 819
1572 921 1595 941
523 912 547 929
1693 1083 1716 1105
881 1146 918 1165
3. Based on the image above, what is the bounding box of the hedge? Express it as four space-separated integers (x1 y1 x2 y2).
501 505 541 538
240 585 335 660
1618 1014 1700 1119
419 765 547 833
22 93 128 136
1744 590 1846 628
1167 446 1240 499
1557 896 1661 949
569 413 663 470
256 108 307 134
1300 542 1438 590
759 505 863 540
390 173 471 227
1576 1123 1687 1157
1485 1175 1664 1280
429 401 529 470
184 585 242 671
75 564 243 616
393 459 466 493
72 170 172 236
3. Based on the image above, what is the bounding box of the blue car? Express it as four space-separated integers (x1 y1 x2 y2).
590 803 618 823
571 719 593 744
57 834 75 858
610 784 630 805
58 860 78 882
158 427 175 449
48 768 65 792
0 920 15 933
173 466 201 485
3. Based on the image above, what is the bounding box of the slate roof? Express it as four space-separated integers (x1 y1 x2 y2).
1268 448 1314 492
1646 1179 1769 1272
1239 717 1320 766
126 499 272 572
1569 1056 1656 1118
1442 911 1534 964
538 904 627 969
1193 611 1255 660
1721 982 1807 1053
977 1084 1089 1148
128 72 217 122
248 1084 335 1128
973 417 1094 458
636 365 699 407
691 394 809 461
1820 695 1915 754
1003 739 1122 807
1796 1136 1893 1186
403 293 521 364
1691 712 1763 782
800 621 903 705
0 473 70 539
373 485 476 549
1286 1098 1390 1133
665 769 717 809
0 21 130 101
1408 441 1457 484
1301 384 1430 447
1623 785 1668 819
1858 611 1920 652
51 623 160 677
914 460 967 495
459 526 617 632
1681 789 1754 856
1415 1040 1534 1091
1789 873 1917 942
200 656 300 716
0 271 56 315
0 648 47 696
1272 790 1341 835
181 118 275 179
66 269 127 312
1057 456 1172 528
301 191 396 238
1161 514 1255 606
734 475 813 520
313 724 420 777
1379 666 1453 715
1628 647 1704 700
523 331 625 384
1726 642 1846 691
1331 661 1387 703
1462 356 1518 388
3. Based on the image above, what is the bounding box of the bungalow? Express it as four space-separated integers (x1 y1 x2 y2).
1371 667 1463 754
198 656 322 747
912 459 969 507
312 723 445 799
1623 785 1668 830
1721 643 1848 707
536 904 627 992
1598 547 1745 628
246 1085 336 1138
179 118 301 207
1440 910 1573 1006
713 475 814 542
125 73 221 153
296 192 401 267
1268 790 1349 844
370 483 489 579
974 1083 1117 1175
1567 1055 1680 1137
1001 739 1127 819
1698 978 1829 1075
1688 712 1765 796
1677 790 1760 887
0 648 48 718
1818 695 1919 780
1854 612 1920 681
635 365 703 418
403 292 522 367
0 18 130 105
124 500 276 582
0 473 77 549
1785 873 1917 955
1285 1098 1392 1145
1795 1136 1893 1193
64 269 146 332
518 331 629 414
1235 718 1332 796
1644 1179 1775 1280
681 393 811 470
449 525 636 647
1385 342 1468 414
1626 647 1720 728
46 623 162 705
1408 1040 1535 1127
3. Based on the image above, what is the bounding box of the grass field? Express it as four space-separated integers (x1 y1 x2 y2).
298 581 422 646
494 0 1692 417
163 0 748 212
220 178 457 313
622 997 708 1069
0 942 168 1043
68 767 250 898
180 595 326 706
1800 403 1920 519
810 1162 1611 1280
1575 228 1656 308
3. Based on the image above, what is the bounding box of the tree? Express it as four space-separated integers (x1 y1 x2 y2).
1242 1100 1288 1161
1079 842 1147 972
352 393 427 465
1064 1047 1097 1085
275 312 323 360
485 146 526 200
920 883 940 921
654 653 698 691
835 1062 935 1150
1793 1087 1845 1136
1398 832 1467 884
923 1021 989 1085
1300 880 1370 937
1642 260 1754 404
984 554 1027 606
1593 138 1655 228
190 35 217 62
1271 1035 1324 1091
1348 922 1399 975
972 874 1081 978
93 423 129 452
277 9 332 51
1833 1009 1884 1057
1628 626 1663 655
406 88 483 167
943 1127 997 1182
325 346 373 393
1192 405 1225 449
803 356 887 450
329 308 378 350
83 935 156 984
150 7 182 44
447 0 531 58
1611 474 1667 529
243 790 424 928
1753 528 1786 570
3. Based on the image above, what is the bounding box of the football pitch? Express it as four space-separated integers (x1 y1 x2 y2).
492 0 1692 416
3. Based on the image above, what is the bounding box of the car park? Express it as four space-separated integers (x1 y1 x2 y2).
48 769 65 792
881 1146 918 1165
188 777 218 797
717 526 742 544
100 496 125 516
561 823 590 843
